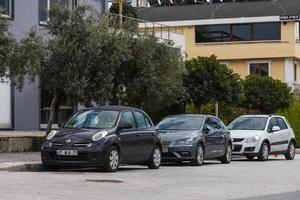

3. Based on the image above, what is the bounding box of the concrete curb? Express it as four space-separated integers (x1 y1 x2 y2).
0 161 42 171
297 149 300 154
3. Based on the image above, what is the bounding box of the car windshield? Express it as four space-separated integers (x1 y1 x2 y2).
156 116 203 130
228 117 268 131
64 110 119 129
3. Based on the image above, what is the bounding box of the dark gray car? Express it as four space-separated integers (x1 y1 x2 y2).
155 114 232 166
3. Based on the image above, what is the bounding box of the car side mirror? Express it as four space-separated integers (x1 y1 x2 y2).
203 125 213 134
58 122 62 128
118 123 133 131
271 126 280 132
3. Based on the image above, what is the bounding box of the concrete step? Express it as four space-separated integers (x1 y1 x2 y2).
0 131 45 153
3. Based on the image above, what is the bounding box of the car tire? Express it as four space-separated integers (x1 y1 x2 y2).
42 164 59 171
257 142 269 161
103 146 120 172
246 156 255 160
220 143 232 164
148 146 162 169
285 141 296 160
191 144 204 166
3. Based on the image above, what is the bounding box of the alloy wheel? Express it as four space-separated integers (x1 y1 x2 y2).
262 144 269 160
153 148 161 167
197 145 204 165
226 145 232 162
289 142 295 158
109 149 119 170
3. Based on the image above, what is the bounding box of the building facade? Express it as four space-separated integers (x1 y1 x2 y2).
0 0 107 131
138 0 300 87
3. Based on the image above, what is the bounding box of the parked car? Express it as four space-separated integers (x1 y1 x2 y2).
41 106 162 172
155 114 232 166
228 115 296 161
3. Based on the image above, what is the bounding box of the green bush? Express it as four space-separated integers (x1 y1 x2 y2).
278 99 300 147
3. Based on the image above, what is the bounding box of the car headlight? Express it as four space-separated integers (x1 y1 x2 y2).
92 131 108 141
47 130 58 141
174 138 194 145
244 135 260 143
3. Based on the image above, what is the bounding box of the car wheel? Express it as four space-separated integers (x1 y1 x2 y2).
220 143 232 164
246 156 255 160
191 144 204 166
257 142 269 161
148 146 162 169
104 146 120 172
285 141 296 160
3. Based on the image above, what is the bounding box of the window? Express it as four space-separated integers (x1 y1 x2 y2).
228 117 268 131
0 0 12 18
134 111 147 129
210 118 223 129
64 110 119 129
276 118 288 130
268 118 279 131
120 111 136 129
195 22 281 43
39 0 77 24
249 62 269 76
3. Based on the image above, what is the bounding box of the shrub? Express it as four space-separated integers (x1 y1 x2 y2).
278 99 300 147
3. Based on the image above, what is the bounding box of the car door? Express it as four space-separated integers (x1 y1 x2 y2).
202 117 222 158
133 111 156 161
275 117 290 151
267 117 282 153
210 117 227 157
118 110 143 163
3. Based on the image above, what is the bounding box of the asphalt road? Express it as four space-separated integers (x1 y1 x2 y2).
0 155 299 200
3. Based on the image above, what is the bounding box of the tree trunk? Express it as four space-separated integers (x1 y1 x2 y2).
195 103 201 114
215 101 219 117
46 89 58 135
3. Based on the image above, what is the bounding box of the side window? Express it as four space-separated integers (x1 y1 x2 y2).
203 118 215 130
276 118 288 130
144 116 152 128
120 111 136 129
268 118 279 131
134 111 147 129
211 118 222 129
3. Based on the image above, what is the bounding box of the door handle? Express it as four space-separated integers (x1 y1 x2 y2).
136 134 141 137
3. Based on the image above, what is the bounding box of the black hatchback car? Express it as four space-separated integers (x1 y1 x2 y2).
41 106 162 172
156 114 232 165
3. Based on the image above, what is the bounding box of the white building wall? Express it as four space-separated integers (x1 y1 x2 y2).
285 58 294 88
0 80 11 129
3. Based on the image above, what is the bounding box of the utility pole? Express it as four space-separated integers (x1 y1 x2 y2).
119 0 123 28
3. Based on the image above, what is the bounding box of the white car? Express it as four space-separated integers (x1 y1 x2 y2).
228 115 296 161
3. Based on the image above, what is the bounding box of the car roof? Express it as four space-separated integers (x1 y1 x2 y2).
165 114 216 118
79 106 145 112
239 114 285 118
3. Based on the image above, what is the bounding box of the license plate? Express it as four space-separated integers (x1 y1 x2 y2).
162 147 168 153
56 150 78 156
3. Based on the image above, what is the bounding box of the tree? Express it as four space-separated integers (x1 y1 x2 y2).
243 75 293 113
110 34 186 122
22 5 130 134
183 55 241 113
109 2 137 18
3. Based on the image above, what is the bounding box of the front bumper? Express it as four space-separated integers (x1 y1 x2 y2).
162 145 197 161
41 143 107 167
232 141 261 156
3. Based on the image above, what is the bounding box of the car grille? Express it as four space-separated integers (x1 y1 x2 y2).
162 141 172 146
72 143 93 147
233 145 242 152
232 138 244 142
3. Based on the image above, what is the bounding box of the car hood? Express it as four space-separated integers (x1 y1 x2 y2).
51 128 110 144
156 129 199 141
229 130 265 138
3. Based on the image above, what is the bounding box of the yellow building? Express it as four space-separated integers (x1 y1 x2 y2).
137 0 300 89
